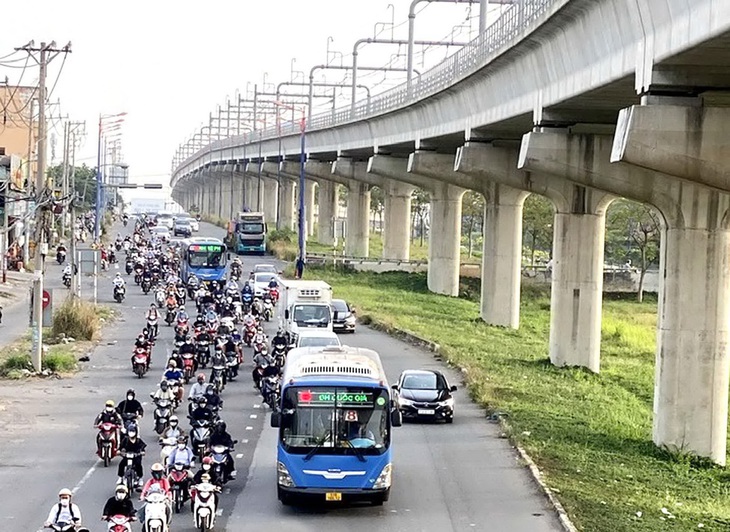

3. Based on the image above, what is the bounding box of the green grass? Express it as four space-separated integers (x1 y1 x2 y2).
51 299 104 341
0 343 79 377
301 268 730 532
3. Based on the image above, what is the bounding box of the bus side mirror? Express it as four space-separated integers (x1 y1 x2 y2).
270 412 281 428
391 409 402 428
284 309 289 320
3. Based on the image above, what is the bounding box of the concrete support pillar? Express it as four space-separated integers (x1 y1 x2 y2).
317 179 337 246
481 184 529 328
346 179 370 257
548 189 611 373
279 178 296 231
305 179 316 237
654 193 730 464
428 183 465 296
262 177 278 225
383 181 414 260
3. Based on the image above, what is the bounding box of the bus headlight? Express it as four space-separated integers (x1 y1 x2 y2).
277 461 295 487
373 463 392 489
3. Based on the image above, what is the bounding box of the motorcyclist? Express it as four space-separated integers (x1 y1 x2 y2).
188 374 207 402
252 348 276 389
162 360 184 387
160 415 183 441
117 425 146 486
176 305 189 323
145 304 160 338
179 336 196 357
271 328 289 351
112 273 126 296
209 420 237 479
102 484 136 523
166 436 195 472
44 488 83 530
138 463 172 527
241 280 253 296
117 389 144 429
268 276 279 290
189 396 214 423
152 380 175 403
252 327 267 351
190 462 220 510
209 348 228 387
95 399 123 427
203 383 223 411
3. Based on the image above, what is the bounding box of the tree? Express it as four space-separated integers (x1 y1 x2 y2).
47 163 98 209
411 188 430 247
522 194 554 269
606 199 661 302
461 191 484 258
369 186 385 233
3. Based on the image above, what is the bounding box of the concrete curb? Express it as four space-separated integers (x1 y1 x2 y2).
360 314 580 532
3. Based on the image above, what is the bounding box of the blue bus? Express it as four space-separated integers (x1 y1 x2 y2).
270 346 402 506
180 238 227 284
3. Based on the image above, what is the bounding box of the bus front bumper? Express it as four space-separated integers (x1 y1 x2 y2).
278 486 390 505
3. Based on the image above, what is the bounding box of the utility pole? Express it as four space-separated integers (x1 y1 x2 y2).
16 40 72 372
67 120 85 299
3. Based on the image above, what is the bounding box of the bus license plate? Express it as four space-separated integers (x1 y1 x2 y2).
418 409 435 415
326 492 342 501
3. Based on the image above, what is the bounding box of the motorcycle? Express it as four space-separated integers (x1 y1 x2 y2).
114 285 126 304
56 249 66 265
147 317 159 339
159 436 177 467
132 347 149 378
175 317 189 336
62 272 72 288
106 514 133 532
165 307 176 327
262 295 274 322
134 265 144 285
181 351 197 383
241 292 253 313
243 324 256 347
192 480 219 531
141 277 152 295
225 351 240 381
125 260 134 275
210 355 226 393
176 286 187 306
196 338 211 368
47 522 90 532
261 374 281 410
272 343 287 368
209 443 236 485
153 398 173 435
142 490 168 532
189 418 212 460
155 288 166 308
269 286 279 305
96 422 119 467
121 452 142 494
168 463 190 513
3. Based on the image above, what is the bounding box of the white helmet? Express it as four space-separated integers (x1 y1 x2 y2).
58 488 73 498
115 273 121 278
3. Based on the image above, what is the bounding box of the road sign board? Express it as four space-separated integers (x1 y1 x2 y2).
42 290 50 309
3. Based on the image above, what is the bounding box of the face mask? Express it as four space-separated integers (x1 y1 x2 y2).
60 499 70 507
105 407 114 412
115 493 125 500
203 465 210 471
127 395 133 401
128 432 137 438
178 444 185 449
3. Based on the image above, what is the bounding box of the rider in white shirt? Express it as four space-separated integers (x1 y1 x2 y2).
44 488 83 529
113 273 126 289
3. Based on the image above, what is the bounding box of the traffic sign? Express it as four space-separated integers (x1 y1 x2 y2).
42 290 50 309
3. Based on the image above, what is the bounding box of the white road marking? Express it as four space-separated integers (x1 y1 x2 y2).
216 509 223 516
253 404 261 409
240 439 249 444
236 453 244 459
249 414 257 419
71 459 101 495
245 426 253 430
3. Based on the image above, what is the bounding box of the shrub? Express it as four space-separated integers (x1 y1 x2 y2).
0 353 32 375
51 299 100 341
43 350 77 372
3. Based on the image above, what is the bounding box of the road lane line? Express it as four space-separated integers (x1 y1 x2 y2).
236 453 244 458
249 414 257 419
245 426 253 430
71 459 101 495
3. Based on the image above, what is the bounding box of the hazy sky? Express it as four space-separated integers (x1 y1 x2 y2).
1 0 503 200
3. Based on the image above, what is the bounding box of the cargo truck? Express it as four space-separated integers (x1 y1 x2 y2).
279 280 333 345
225 211 267 254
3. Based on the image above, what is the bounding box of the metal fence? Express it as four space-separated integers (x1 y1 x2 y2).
176 0 560 176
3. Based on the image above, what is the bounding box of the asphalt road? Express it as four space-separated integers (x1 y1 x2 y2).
0 221 563 532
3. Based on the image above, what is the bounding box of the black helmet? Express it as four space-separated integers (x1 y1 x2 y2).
160 381 169 391
126 389 135 397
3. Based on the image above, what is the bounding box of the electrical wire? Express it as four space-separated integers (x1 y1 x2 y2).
46 52 67 102
0 53 31 115
0 49 22 61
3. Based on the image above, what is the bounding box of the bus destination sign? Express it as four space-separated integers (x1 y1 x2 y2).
297 389 374 408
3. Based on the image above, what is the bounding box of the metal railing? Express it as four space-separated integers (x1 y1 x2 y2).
175 0 561 178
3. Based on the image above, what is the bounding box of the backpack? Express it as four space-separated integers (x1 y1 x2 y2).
54 502 77 522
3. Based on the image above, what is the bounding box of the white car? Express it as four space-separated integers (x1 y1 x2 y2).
252 272 279 297
156 213 174 230
294 330 342 349
149 226 171 242
185 217 200 232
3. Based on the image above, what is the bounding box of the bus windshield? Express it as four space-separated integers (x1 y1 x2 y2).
187 244 226 268
292 304 330 326
237 222 264 234
280 386 390 455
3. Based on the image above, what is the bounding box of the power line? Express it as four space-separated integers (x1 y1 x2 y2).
0 54 31 115
46 52 67 102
